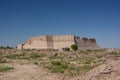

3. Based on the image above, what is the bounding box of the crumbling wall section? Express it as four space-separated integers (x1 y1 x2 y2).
75 37 99 49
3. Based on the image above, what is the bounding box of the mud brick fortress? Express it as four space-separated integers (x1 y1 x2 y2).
17 35 99 50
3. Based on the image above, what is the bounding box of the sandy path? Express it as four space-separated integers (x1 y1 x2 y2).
0 64 61 80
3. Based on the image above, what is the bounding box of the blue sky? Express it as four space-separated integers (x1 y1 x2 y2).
0 0 120 48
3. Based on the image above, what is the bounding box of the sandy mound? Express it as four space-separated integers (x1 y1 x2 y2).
73 59 120 80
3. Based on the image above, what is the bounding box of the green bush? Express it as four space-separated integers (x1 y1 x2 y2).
79 57 94 64
51 61 61 66
0 66 14 72
0 46 13 49
50 66 64 73
51 61 68 68
5 54 20 59
30 53 42 59
71 44 78 51
44 61 68 73
62 48 70 51
81 65 93 71
5 54 28 59
0 59 7 63
68 66 80 76
34 62 38 65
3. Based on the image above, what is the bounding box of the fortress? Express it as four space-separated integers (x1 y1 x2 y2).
17 35 99 50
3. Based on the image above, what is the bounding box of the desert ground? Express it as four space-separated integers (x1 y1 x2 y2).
0 48 120 80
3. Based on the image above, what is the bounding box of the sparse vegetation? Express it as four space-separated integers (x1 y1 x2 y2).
68 66 80 76
0 46 13 49
0 59 7 63
62 47 70 51
81 65 93 71
0 66 14 72
4 53 44 59
0 48 120 79
29 53 44 59
0 56 7 63
44 60 68 73
79 57 95 64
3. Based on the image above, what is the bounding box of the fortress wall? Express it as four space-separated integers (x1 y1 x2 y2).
52 35 74 42
17 34 99 50
47 42 54 49
23 45 32 49
46 36 54 49
22 36 48 49
53 35 75 49
53 42 75 49
30 41 48 49
31 36 47 41
17 44 23 49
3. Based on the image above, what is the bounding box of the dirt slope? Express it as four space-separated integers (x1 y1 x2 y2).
73 59 120 80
